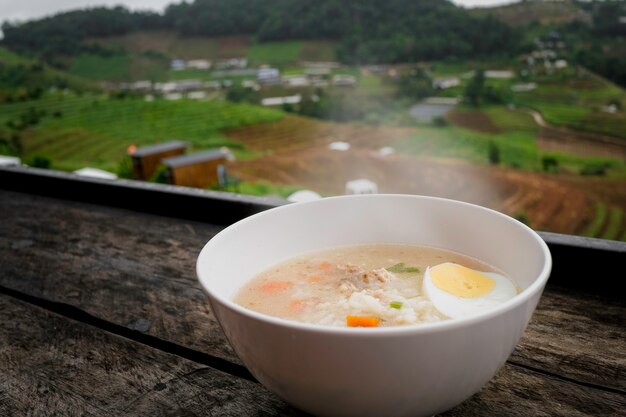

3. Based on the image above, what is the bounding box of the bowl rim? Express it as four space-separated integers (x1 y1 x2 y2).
196 194 552 337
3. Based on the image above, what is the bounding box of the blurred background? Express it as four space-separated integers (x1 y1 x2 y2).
1 0 625 240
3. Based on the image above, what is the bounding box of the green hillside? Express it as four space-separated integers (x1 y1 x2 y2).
0 47 95 97
0 93 283 172
470 0 590 27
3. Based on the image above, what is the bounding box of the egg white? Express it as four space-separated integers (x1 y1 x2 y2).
423 266 517 319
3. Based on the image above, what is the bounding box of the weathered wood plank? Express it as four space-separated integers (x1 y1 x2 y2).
514 285 626 392
0 189 239 364
0 294 303 416
1 293 624 416
1 189 624 393
440 363 625 417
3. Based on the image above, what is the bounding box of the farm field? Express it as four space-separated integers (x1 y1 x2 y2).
512 70 626 140
3 34 626 241
470 0 589 27
86 32 251 60
0 47 95 93
82 31 339 82
2 87 624 240
225 115 626 240
0 93 283 172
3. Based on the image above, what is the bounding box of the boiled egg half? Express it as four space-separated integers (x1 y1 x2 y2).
423 262 517 319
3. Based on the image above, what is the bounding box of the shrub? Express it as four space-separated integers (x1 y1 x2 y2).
541 156 559 173
580 162 608 176
26 154 51 169
513 212 531 227
433 115 448 127
487 142 500 165
116 156 134 179
149 164 170 184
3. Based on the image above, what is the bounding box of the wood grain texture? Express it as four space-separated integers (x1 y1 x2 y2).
0 189 239 363
0 294 303 417
514 286 626 392
1 189 625 394
1 293 624 416
440 363 625 417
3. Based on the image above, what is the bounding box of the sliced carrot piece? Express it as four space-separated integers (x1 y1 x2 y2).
346 316 380 327
288 300 305 313
308 274 322 284
260 280 292 293
319 262 331 270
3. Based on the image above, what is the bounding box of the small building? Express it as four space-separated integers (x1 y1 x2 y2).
304 67 331 77
261 94 302 106
345 179 378 195
485 70 514 79
257 67 281 84
187 91 208 100
433 77 460 90
170 60 186 70
162 148 235 188
175 79 204 92
205 81 222 89
242 80 260 89
215 58 247 70
332 74 357 86
154 82 178 93
511 82 538 92
165 92 183 101
554 59 568 69
129 80 152 91
129 140 188 180
73 167 117 180
187 59 211 70
283 75 310 87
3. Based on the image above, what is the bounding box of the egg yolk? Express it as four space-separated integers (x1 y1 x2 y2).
429 263 495 298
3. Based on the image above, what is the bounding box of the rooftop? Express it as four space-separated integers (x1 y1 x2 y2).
162 149 234 168
132 141 189 157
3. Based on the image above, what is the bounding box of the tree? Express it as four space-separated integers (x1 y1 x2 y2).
487 142 500 165
465 70 485 107
396 69 433 100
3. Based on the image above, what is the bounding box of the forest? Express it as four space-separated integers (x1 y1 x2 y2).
0 0 525 64
3 1 624 87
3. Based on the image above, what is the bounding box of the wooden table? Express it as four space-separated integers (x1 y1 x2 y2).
1 179 625 416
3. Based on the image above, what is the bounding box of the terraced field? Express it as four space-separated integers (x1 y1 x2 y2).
226 116 626 240
514 70 626 140
2 92 624 240
0 93 283 171
225 114 414 152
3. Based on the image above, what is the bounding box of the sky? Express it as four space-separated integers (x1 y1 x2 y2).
0 0 520 24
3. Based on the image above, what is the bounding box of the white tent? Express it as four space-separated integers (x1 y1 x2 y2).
74 167 118 180
328 141 350 151
287 190 322 203
377 146 395 157
0 155 21 167
345 179 378 195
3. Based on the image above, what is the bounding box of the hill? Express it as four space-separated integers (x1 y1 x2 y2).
1 0 517 66
0 93 283 172
469 0 591 27
0 47 95 100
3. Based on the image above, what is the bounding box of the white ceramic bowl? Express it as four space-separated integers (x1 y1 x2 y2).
197 195 552 417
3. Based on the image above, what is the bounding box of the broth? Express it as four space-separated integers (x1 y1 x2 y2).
234 244 515 327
